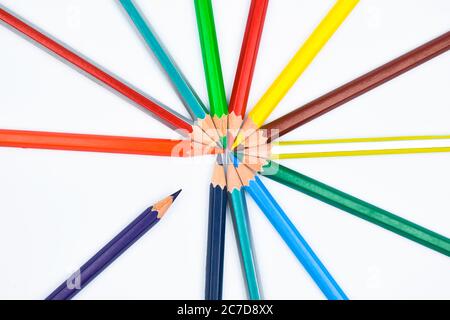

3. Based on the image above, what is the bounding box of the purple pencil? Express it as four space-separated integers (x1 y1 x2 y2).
46 190 181 300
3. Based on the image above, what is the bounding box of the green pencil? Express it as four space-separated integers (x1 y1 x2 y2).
260 161 450 256
194 0 228 146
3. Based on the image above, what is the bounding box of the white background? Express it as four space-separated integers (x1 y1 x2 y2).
0 0 449 300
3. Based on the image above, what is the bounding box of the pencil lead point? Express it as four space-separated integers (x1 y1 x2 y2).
171 189 182 200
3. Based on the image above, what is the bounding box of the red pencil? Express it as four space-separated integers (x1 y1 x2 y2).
228 0 269 146
229 0 268 117
0 6 192 134
0 129 222 157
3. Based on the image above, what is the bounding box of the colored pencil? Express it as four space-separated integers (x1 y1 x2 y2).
228 0 269 118
46 190 181 300
228 0 269 147
0 6 193 134
273 147 450 159
205 156 227 300
261 31 450 141
233 160 348 300
238 152 270 173
194 0 228 146
232 0 359 148
270 135 450 159
119 0 222 147
274 135 450 146
226 162 261 300
260 161 450 256
0 129 222 157
119 0 208 120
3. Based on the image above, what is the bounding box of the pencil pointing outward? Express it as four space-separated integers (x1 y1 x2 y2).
232 0 359 149
0 129 223 157
46 190 181 300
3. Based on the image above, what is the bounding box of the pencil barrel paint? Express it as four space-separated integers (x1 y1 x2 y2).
245 176 348 300
273 147 450 159
0 129 219 157
119 0 207 119
205 184 227 300
47 207 160 300
261 162 450 256
231 0 359 149
275 135 450 146
229 189 261 299
194 0 228 117
263 31 450 140
248 0 359 127
0 6 192 133
228 0 269 116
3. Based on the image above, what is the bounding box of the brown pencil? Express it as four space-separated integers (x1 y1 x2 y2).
260 31 450 142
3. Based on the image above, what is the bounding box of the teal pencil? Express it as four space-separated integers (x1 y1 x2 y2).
119 0 208 120
233 157 348 300
226 162 261 300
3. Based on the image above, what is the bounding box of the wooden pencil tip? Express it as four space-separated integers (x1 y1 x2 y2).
231 134 242 150
171 189 182 201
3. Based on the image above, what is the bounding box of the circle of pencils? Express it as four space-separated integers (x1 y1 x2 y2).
0 0 449 300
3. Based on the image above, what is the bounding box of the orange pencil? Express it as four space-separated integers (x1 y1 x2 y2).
0 129 222 157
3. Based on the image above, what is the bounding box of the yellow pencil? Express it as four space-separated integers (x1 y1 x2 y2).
232 0 359 149
274 135 450 146
272 147 450 159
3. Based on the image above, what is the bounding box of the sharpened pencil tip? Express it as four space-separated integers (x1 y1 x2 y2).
171 189 182 200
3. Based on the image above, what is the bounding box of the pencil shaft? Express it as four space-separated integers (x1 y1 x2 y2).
229 189 261 299
261 161 450 256
273 147 450 159
205 184 227 300
0 129 219 157
248 0 358 127
228 0 269 117
263 31 450 140
120 0 207 119
274 135 450 146
194 0 228 117
47 207 160 300
0 6 192 133
245 176 347 300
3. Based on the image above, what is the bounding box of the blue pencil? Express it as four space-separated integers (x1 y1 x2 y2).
232 155 347 300
205 156 227 299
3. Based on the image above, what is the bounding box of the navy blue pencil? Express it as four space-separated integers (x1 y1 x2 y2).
205 156 227 300
46 190 181 300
